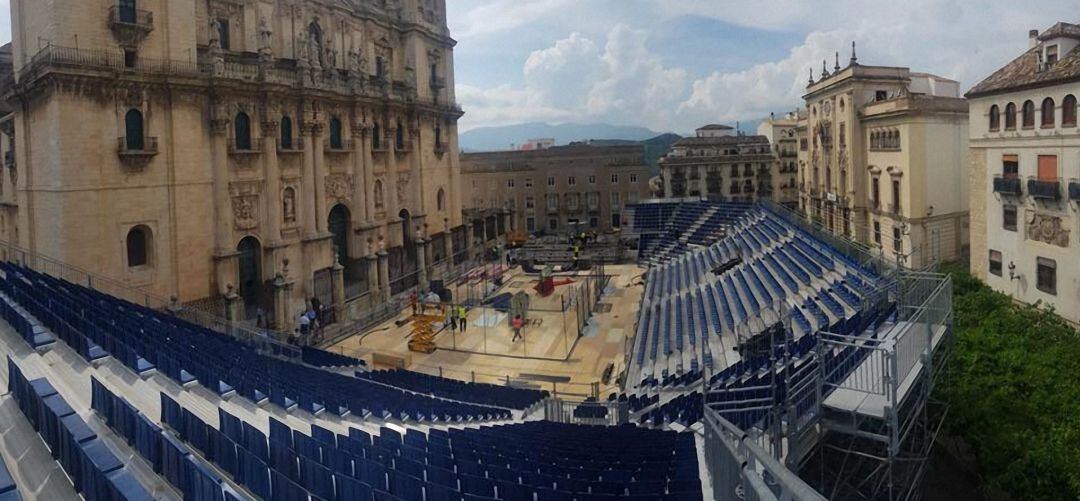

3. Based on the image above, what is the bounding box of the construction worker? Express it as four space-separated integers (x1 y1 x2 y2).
457 304 468 333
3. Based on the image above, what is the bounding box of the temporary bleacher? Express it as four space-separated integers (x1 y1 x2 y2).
7 357 152 501
0 263 512 423
629 205 883 390
626 200 751 264
357 370 549 411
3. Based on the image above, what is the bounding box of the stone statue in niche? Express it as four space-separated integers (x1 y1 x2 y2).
347 44 360 73
208 18 222 50
283 188 297 225
325 37 338 70
257 17 273 58
296 30 309 65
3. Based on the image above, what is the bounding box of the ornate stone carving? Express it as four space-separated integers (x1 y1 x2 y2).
326 174 353 200
1025 212 1070 248
230 181 261 230
396 171 410 206
257 17 273 58
282 186 298 226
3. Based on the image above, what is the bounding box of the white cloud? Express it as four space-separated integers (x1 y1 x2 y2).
452 0 1080 132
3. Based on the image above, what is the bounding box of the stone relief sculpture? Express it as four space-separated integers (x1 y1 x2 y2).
232 195 259 230
326 174 353 200
1026 212 1070 248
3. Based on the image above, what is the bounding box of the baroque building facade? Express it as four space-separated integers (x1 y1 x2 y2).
659 125 777 203
967 23 1080 325
460 143 652 235
800 48 969 268
2 0 464 329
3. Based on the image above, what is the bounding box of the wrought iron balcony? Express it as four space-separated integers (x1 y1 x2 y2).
324 138 354 153
228 138 264 155
108 6 154 46
1027 176 1061 200
992 175 1022 196
117 136 158 156
1069 179 1080 201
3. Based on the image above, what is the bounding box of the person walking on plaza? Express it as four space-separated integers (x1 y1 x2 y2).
457 304 468 333
410 291 419 315
512 314 524 342
446 305 456 332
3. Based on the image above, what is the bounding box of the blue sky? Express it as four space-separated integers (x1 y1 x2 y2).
449 0 1079 132
0 1 1073 134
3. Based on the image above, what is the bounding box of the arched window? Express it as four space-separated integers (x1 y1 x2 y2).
1021 100 1035 128
1004 102 1016 130
329 117 343 149
280 116 293 149
118 0 136 24
988 104 1000 131
372 123 381 150
125 109 144 151
235 111 251 150
434 125 442 148
373 179 384 209
126 225 150 267
437 188 446 211
395 122 405 150
1064 95 1077 127
1041 97 1055 128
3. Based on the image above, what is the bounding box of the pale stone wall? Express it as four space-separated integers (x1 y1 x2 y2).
969 82 1080 324
7 0 465 328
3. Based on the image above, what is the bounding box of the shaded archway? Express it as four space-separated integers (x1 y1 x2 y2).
236 236 262 303
390 209 418 294
328 204 350 267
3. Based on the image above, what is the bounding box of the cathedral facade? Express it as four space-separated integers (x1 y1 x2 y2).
3 0 464 329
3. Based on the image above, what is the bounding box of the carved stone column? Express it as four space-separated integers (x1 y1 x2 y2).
416 234 429 293
443 219 454 267
312 121 328 233
261 120 282 244
409 123 424 214
272 271 294 332
387 126 399 218
378 249 391 300
225 287 244 323
360 125 375 223
365 253 379 300
300 121 319 237
331 259 345 314
210 109 232 252
351 123 369 222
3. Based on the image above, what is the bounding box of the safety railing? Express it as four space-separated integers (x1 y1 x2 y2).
0 239 300 360
704 406 827 501
542 398 629 426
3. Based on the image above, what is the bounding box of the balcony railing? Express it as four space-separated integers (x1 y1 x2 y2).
277 142 304 154
1027 176 1061 200
324 139 355 153
16 46 464 112
117 136 159 156
889 203 901 215
108 6 154 43
229 138 264 155
992 175 1022 196
1069 180 1080 201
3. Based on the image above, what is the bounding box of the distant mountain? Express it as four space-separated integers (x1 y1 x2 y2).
459 122 670 152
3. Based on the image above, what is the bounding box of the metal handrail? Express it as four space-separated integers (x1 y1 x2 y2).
0 238 299 358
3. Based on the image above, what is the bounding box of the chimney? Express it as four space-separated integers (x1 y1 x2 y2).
1029 29 1039 48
